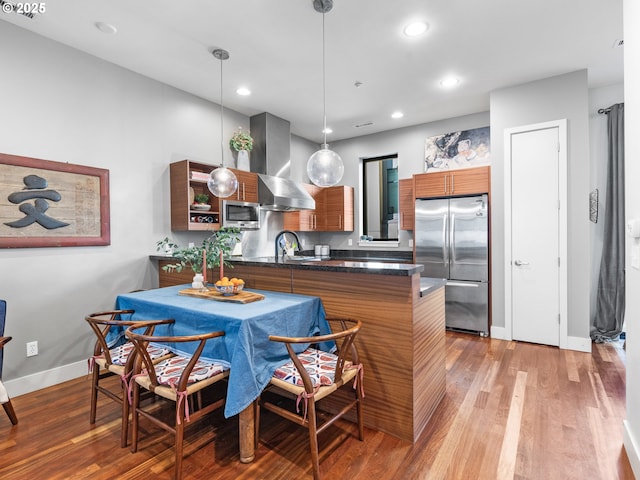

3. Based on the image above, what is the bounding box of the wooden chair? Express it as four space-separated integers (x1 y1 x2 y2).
85 310 175 447
0 299 18 425
259 318 364 480
125 325 229 480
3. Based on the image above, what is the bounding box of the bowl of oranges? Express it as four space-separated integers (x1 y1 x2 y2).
214 277 244 295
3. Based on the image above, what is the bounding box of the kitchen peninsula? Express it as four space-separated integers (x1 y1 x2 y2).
154 255 446 443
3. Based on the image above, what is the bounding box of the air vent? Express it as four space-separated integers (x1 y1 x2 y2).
354 121 374 128
0 0 40 19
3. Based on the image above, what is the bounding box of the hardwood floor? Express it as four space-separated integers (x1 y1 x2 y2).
0 332 633 479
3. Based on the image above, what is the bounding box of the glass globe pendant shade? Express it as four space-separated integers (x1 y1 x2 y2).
307 144 344 187
207 166 238 198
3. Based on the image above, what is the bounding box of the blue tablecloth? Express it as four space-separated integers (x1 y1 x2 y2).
114 285 328 418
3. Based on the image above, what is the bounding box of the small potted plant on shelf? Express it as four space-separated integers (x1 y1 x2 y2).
229 129 253 171
192 193 210 211
156 228 241 289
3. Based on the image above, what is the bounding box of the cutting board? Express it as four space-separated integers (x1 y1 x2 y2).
178 288 265 304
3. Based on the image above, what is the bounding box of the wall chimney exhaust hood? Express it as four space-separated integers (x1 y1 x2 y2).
257 174 315 211
250 112 315 211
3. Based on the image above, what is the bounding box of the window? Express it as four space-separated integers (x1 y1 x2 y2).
362 154 399 240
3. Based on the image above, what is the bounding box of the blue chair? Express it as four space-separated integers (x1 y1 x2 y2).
0 300 18 425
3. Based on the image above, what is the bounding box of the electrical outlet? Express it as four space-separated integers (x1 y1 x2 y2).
348 239 353 246
26 341 38 357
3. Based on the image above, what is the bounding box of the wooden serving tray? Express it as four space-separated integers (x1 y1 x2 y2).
178 287 265 304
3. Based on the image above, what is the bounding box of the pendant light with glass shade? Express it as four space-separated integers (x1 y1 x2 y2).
208 48 239 198
306 0 344 187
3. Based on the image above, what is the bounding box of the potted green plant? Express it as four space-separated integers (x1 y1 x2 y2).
156 227 241 287
230 130 253 171
193 193 209 205
229 130 253 152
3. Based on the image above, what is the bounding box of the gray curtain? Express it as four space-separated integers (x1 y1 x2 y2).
592 103 625 342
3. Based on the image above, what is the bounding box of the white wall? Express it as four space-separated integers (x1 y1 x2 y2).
489 71 590 342
0 22 249 394
623 0 640 474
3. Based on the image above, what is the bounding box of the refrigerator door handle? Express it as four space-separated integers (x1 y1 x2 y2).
514 260 530 266
446 281 479 288
442 213 448 264
449 212 456 265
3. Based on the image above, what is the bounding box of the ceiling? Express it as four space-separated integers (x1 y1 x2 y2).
0 0 624 144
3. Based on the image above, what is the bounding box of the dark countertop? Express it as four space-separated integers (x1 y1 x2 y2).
227 256 424 276
419 277 447 296
151 250 423 277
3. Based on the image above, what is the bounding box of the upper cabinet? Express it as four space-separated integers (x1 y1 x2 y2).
399 178 415 230
414 166 490 198
283 183 321 231
170 159 220 231
229 169 258 203
284 184 354 232
169 160 259 231
324 185 354 231
401 166 490 230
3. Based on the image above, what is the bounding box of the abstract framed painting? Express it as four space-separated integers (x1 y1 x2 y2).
0 152 110 248
424 126 491 172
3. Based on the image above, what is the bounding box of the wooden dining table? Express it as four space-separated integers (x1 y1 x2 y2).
114 285 329 463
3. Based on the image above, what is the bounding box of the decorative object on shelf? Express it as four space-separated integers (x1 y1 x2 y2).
208 48 238 198
156 227 241 286
306 0 344 188
194 193 209 205
192 193 211 211
230 129 253 171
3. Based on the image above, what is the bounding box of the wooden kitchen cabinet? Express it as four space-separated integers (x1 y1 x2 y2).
324 185 354 231
414 166 490 198
169 161 259 231
229 168 258 203
170 159 221 231
284 184 353 232
283 183 321 231
399 178 415 230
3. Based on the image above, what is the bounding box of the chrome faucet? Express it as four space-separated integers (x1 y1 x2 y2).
275 230 301 262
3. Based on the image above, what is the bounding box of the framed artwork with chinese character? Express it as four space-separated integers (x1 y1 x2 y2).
0 153 110 248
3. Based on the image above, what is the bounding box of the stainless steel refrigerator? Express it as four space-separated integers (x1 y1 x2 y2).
415 194 489 335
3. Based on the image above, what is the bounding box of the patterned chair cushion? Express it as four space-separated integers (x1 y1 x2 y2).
109 342 170 366
153 355 228 387
273 348 349 388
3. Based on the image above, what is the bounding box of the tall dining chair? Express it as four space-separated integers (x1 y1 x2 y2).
85 310 175 447
0 299 18 425
258 318 364 480
125 325 230 480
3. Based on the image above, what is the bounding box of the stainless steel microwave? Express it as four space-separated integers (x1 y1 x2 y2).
221 200 260 230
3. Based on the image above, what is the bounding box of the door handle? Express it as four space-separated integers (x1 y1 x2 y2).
514 260 530 266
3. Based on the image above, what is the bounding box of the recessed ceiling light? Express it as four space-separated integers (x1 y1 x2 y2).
95 22 117 34
323 127 333 134
404 21 428 37
440 76 460 88
391 111 404 119
236 87 251 96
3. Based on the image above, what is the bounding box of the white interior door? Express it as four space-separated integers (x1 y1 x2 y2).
505 121 567 347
